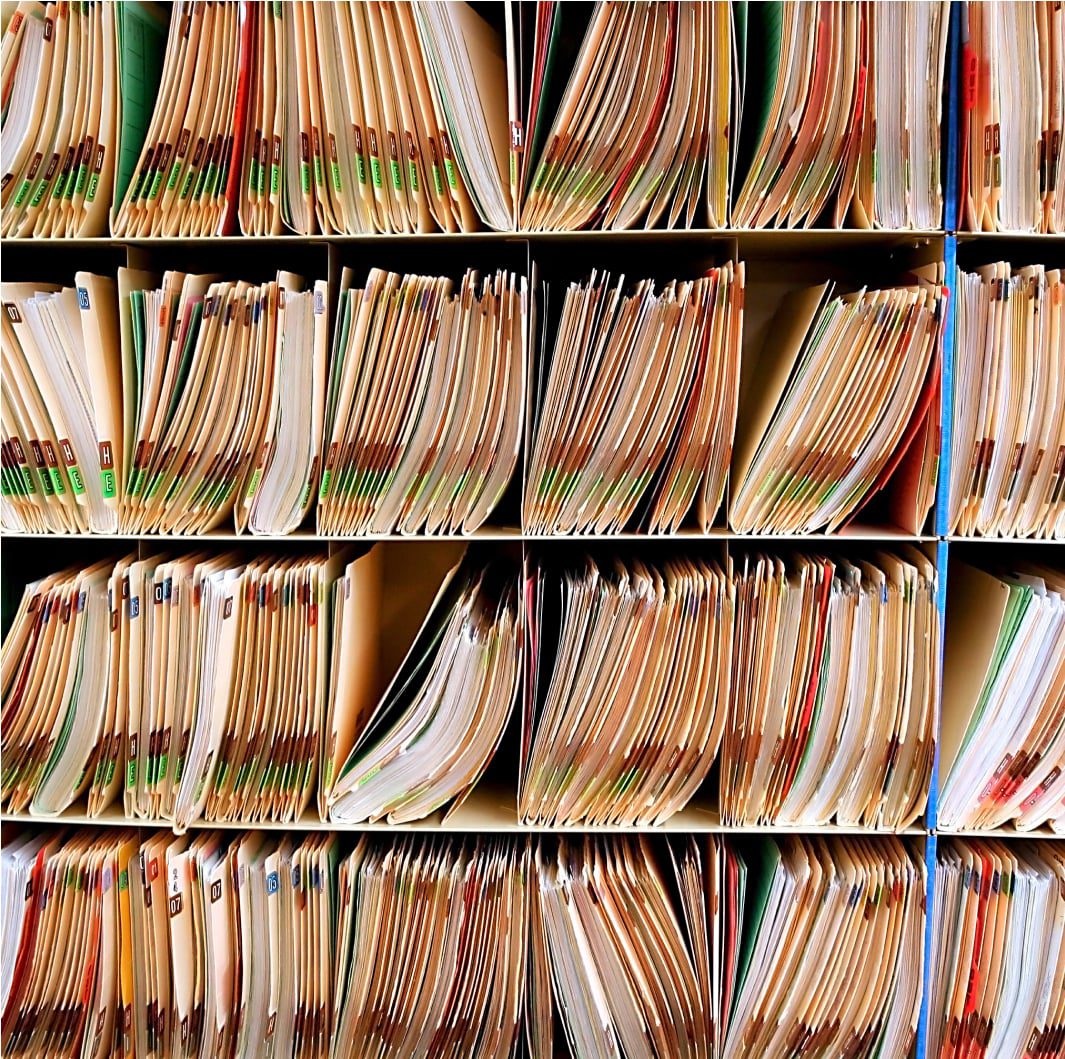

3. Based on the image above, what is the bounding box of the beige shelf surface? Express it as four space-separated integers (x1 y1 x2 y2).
0 787 926 837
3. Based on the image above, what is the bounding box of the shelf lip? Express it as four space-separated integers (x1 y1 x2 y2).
946 535 1064 544
0 527 937 543
953 230 1065 242
0 528 522 543
0 228 948 247
0 809 927 836
935 827 1064 840
3 230 1058 248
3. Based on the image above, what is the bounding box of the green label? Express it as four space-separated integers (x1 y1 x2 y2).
49 467 67 495
204 161 219 197
300 162 311 195
68 465 86 495
313 155 324 188
389 159 402 191
74 163 89 195
13 179 32 208
443 158 457 189
126 758 136 789
318 469 332 500
330 161 342 193
370 157 383 189
244 467 263 500
29 178 49 208
86 172 99 201
148 169 165 200
270 164 280 195
101 469 116 499
408 161 419 193
355 155 366 185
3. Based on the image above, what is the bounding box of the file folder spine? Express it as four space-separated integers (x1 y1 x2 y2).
916 831 939 1059
934 234 958 538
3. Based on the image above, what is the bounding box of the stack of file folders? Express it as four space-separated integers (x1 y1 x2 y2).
522 549 937 828
0 829 925 1059
1 544 522 830
960 0 1064 233
949 262 1064 540
0 0 956 234
2 543 941 829
929 839 1065 1058
939 559 1065 834
1 261 945 537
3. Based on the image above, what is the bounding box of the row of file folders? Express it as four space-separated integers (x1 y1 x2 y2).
1 829 1063 1059
3 258 1063 539
1 0 1063 237
3 542 1062 833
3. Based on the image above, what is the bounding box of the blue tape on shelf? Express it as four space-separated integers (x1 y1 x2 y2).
944 0 962 234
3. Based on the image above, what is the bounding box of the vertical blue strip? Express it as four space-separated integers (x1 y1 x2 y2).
944 1 962 233
916 831 940 1059
935 234 957 538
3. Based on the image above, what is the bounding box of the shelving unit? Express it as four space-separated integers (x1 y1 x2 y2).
1 2 1061 1057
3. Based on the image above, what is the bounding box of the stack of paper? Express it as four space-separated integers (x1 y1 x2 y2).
939 561 1065 833
1 269 327 536
516 2 735 231
531 834 925 1059
962 1 1065 232
0 1 166 237
0 559 114 817
732 1 949 229
729 270 944 534
326 552 519 825
724 549 937 828
333 836 526 1056
949 263 1064 540
524 265 744 535
929 839 1065 1058
0 828 530 1059
111 1 246 237
239 1 507 235
318 267 525 537
409 1 512 231
0 831 59 1013
2 275 126 533
717 835 925 1059
0 827 930 1058
531 836 707 1059
1 827 341 1059
2 543 517 828
520 555 732 827
0 551 347 828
